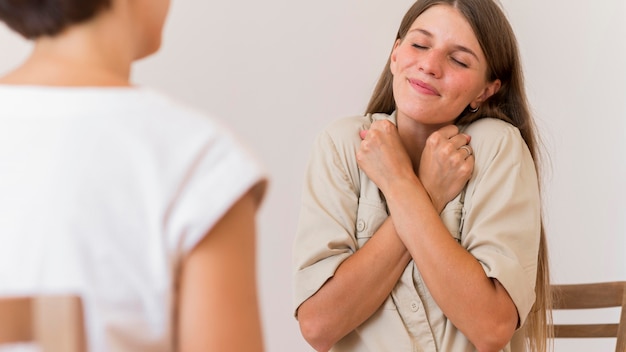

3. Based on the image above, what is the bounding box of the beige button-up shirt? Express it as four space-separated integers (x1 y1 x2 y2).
293 112 540 351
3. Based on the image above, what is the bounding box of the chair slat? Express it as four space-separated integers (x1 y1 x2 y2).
550 281 626 352
0 297 34 343
35 296 87 352
553 282 624 309
554 324 619 338
0 295 86 351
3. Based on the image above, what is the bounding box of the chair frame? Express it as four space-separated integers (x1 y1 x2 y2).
551 281 626 352
0 295 86 352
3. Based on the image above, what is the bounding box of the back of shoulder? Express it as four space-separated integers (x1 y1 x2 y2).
131 89 224 137
108 89 255 176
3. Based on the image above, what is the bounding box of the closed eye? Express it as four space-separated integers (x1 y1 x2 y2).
412 43 427 50
451 57 469 68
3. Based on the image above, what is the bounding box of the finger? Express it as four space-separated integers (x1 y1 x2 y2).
449 133 471 149
461 154 475 177
465 154 475 173
435 124 460 139
370 119 398 133
458 145 473 159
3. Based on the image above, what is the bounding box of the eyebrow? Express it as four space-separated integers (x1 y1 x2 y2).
409 28 481 62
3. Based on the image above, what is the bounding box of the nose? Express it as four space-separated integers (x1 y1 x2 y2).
418 50 443 78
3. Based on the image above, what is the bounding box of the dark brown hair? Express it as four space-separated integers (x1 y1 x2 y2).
0 0 111 39
366 1 553 351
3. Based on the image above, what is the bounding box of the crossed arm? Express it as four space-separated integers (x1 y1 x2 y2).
297 122 518 352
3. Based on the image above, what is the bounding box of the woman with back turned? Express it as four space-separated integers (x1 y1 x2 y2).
0 0 266 351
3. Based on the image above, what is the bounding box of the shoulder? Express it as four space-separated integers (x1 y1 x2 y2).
116 88 249 155
310 113 395 170
115 88 264 179
462 117 522 143
462 118 529 159
308 115 367 168
462 117 537 191
317 112 393 150
130 88 222 131
320 114 370 143
305 114 390 193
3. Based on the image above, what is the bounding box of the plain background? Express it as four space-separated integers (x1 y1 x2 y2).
1 0 624 351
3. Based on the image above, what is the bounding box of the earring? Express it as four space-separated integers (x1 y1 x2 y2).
469 105 479 113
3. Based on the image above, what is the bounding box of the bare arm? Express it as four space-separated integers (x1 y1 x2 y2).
177 186 265 352
357 121 517 352
297 218 411 352
383 176 517 352
297 124 472 351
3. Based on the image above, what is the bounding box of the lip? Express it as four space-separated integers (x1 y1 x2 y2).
408 78 440 96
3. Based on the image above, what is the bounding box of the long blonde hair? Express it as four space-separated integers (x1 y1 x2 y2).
366 0 553 350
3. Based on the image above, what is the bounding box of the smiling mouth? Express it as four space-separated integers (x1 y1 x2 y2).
408 78 440 96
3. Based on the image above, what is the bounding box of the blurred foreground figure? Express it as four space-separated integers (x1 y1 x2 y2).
0 0 267 351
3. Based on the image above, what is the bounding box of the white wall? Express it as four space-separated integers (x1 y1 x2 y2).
1 1 624 351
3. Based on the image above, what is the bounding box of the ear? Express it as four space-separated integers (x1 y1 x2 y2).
389 39 402 76
471 79 501 106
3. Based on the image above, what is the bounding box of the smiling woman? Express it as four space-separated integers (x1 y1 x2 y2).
389 5 501 128
293 0 552 351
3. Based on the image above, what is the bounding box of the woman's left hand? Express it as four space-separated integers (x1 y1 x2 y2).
419 125 474 213
356 120 415 193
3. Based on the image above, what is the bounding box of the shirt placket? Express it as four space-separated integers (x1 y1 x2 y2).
391 262 438 352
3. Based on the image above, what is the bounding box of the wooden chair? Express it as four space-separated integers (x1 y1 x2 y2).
0 295 87 352
551 281 626 352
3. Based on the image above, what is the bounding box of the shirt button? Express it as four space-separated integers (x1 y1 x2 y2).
356 219 366 232
410 300 419 312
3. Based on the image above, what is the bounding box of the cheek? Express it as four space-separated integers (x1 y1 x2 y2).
449 75 486 100
390 45 415 75
391 75 401 102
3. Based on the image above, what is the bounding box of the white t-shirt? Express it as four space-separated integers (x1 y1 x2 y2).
0 86 266 351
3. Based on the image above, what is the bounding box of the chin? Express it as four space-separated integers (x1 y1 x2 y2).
134 39 162 61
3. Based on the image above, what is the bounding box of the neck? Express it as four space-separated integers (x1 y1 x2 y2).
0 5 136 87
396 112 452 172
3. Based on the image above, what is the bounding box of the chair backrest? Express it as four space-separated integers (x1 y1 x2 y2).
0 295 87 352
551 281 626 352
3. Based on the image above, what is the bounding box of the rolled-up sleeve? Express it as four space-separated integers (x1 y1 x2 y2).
292 118 365 317
461 118 541 327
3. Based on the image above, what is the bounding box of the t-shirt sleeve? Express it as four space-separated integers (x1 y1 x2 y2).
292 128 361 316
166 124 266 255
461 119 541 327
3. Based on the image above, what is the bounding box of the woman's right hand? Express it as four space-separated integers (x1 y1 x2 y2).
419 125 474 213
